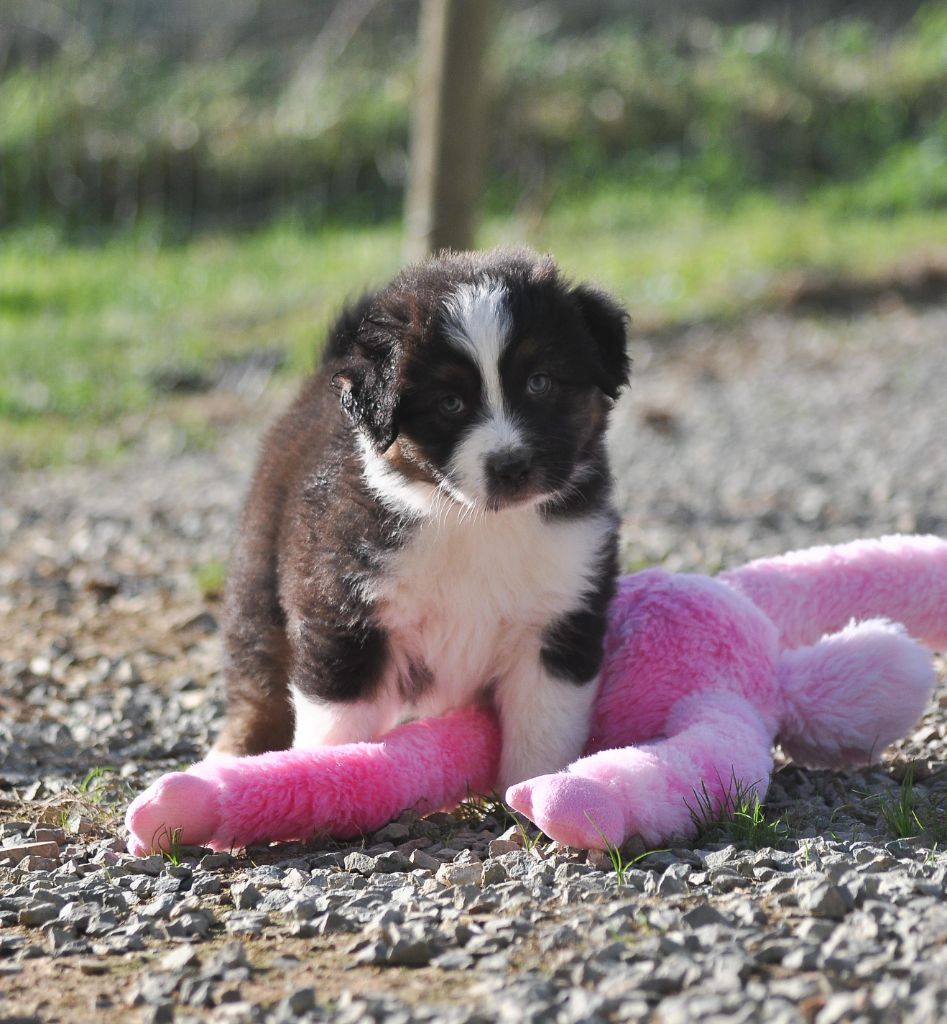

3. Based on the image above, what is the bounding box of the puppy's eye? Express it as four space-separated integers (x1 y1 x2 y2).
526 373 552 396
439 394 466 417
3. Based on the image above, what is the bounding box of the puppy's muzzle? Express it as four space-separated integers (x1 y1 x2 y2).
485 449 534 504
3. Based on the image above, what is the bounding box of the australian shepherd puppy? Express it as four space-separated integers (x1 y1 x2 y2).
215 248 630 791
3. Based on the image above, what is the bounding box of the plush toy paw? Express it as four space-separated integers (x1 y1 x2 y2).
125 771 223 856
506 774 625 850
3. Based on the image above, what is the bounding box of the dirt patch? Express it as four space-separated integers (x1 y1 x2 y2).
773 254 947 315
1 934 484 1023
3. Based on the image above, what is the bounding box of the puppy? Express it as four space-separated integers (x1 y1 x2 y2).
215 248 630 791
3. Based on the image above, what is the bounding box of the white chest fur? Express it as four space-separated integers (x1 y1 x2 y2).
375 505 609 718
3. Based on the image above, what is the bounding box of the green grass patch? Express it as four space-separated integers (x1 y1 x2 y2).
0 220 401 465
454 790 517 829
5 4 946 230
193 558 228 601
43 765 137 835
2 184 947 467
500 183 947 326
689 775 791 850
879 764 947 843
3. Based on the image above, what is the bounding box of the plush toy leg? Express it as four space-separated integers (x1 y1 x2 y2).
126 705 501 855
722 534 947 649
777 618 936 768
506 690 775 850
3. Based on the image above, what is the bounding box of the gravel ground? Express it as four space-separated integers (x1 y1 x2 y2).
2 299 947 1024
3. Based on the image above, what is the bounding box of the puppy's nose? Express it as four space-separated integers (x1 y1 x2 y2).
486 450 532 492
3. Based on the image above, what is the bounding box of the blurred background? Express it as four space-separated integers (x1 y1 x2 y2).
1 0 946 468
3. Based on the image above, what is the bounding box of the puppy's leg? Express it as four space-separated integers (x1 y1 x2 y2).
495 653 598 792
495 598 609 791
214 474 295 757
288 609 399 748
215 620 294 757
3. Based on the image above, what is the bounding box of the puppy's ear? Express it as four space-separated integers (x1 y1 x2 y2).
329 294 405 450
571 284 631 400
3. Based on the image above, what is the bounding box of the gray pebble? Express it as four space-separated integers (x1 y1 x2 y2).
797 880 854 920
224 912 268 936
436 862 483 888
126 855 166 876
17 903 61 927
229 881 261 910
275 987 316 1017
198 854 233 871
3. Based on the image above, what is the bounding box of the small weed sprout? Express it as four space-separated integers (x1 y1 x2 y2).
604 838 628 886
59 765 134 832
78 766 113 804
687 773 789 850
457 787 550 854
159 827 184 865
925 807 947 846
454 789 516 830
583 812 667 886
194 559 227 600
514 817 547 855
880 763 922 838
877 762 947 844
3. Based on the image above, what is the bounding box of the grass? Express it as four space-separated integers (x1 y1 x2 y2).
6 3 947 229
37 767 136 836
584 816 669 887
688 774 791 850
514 818 548 856
454 790 517 829
454 790 669 879
605 841 630 887
451 789 554 853
77 765 117 804
0 219 402 465
157 826 185 865
194 559 228 600
879 763 947 843
3 3 945 475
3 183 947 468
881 764 922 837
519 185 947 326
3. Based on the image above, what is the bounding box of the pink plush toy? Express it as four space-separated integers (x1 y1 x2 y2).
126 535 947 855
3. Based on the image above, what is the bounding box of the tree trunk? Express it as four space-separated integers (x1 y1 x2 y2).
404 0 497 261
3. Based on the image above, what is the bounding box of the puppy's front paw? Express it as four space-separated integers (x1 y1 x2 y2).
506 773 624 850
125 771 223 855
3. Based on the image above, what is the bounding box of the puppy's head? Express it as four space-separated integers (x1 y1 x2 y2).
331 248 630 513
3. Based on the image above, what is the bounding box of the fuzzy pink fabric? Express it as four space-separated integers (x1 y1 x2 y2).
508 690 775 848
587 569 782 754
126 534 946 854
126 706 500 855
721 534 947 650
776 618 935 767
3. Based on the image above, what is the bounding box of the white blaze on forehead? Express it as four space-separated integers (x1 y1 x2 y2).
444 280 526 503
444 280 511 418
